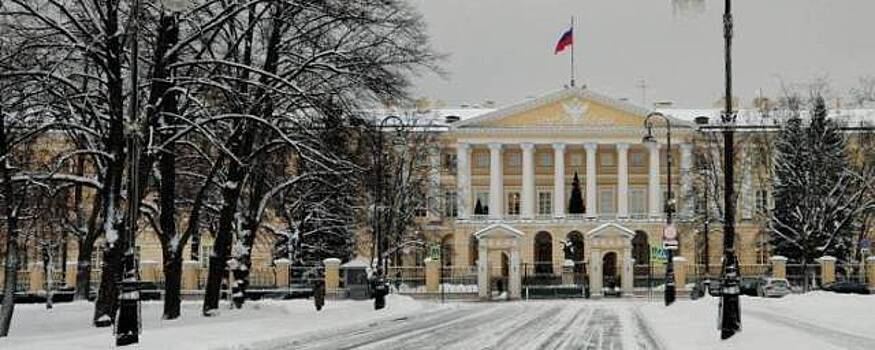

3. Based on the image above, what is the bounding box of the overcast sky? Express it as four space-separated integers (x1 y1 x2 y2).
409 0 875 109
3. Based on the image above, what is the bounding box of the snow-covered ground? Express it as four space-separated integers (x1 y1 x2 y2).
638 293 875 350
1 293 873 349
0 295 439 350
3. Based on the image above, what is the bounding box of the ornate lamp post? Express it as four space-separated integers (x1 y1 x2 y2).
717 0 742 340
373 115 407 310
643 112 677 306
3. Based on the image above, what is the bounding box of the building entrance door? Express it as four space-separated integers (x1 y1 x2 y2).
602 252 619 296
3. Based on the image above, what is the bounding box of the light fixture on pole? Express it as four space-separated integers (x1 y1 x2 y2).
373 115 405 310
642 112 677 306
719 0 742 340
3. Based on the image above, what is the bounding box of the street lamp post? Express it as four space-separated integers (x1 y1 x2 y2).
116 1 189 345
373 115 406 310
643 112 677 306
719 0 742 340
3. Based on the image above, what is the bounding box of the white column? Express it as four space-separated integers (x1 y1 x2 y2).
456 143 471 219
647 142 662 218
680 143 694 217
584 143 598 218
488 143 504 220
616 143 630 218
428 147 441 220
477 239 488 300
521 143 535 219
741 149 754 220
553 143 566 218
509 248 521 300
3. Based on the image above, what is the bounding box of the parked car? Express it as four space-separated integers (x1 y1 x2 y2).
739 278 761 296
821 281 871 295
757 278 792 298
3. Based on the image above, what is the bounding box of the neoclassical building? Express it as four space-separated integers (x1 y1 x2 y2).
375 86 875 298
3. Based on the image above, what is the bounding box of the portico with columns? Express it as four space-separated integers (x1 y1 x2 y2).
443 87 696 297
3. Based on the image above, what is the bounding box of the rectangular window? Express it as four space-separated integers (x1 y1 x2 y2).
570 153 584 166
444 190 458 217
414 196 428 217
506 192 521 215
630 152 646 167
442 153 457 172
600 153 615 166
199 244 213 268
507 152 522 167
629 187 647 215
538 191 553 215
91 247 104 271
474 191 490 215
538 152 553 167
756 190 769 213
598 187 616 214
475 153 489 168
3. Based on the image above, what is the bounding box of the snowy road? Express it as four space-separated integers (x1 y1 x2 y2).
270 301 663 350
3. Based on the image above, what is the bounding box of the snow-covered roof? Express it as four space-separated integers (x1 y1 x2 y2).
659 108 875 128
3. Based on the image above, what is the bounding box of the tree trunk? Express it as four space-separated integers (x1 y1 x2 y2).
0 114 20 337
74 242 94 301
92 0 129 327
202 156 246 315
162 255 183 319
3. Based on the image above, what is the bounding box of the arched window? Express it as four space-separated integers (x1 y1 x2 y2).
534 231 553 274
440 234 454 267
632 230 650 265
469 235 479 267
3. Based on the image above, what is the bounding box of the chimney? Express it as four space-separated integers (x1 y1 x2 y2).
653 101 674 108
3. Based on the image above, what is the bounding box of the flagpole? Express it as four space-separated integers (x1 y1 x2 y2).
570 16 575 87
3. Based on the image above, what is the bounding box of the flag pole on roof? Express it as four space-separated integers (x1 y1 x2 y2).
571 16 575 87
554 17 576 87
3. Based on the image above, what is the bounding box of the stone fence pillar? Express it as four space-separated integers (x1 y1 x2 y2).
770 256 788 279
562 259 575 285
182 260 200 292
425 258 441 293
673 256 688 290
274 259 290 288
817 255 837 285
323 258 341 295
140 261 159 282
29 262 45 293
867 256 875 290
65 262 77 287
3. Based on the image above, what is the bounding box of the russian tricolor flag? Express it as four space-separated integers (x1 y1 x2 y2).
554 28 573 54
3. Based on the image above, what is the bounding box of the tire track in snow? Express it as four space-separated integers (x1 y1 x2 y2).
277 305 492 350
629 307 664 350
479 304 568 349
534 305 593 350
745 308 875 350
367 304 533 350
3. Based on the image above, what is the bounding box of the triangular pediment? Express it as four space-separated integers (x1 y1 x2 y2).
474 223 525 240
586 222 635 240
453 87 687 129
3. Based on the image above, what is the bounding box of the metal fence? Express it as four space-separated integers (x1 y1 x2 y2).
786 263 822 289
836 263 866 283
440 266 478 294
388 266 425 293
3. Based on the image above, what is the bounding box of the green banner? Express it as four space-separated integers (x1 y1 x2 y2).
650 245 667 264
429 243 441 261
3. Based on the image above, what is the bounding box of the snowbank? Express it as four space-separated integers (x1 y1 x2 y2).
638 293 875 350
0 295 439 350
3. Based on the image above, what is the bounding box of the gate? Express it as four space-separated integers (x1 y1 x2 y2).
522 261 588 299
